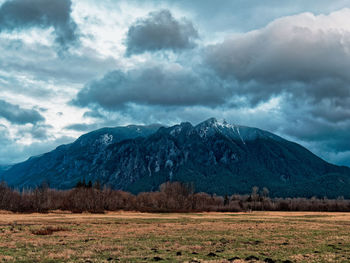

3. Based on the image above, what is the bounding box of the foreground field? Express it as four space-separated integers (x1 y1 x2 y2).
0 211 349 262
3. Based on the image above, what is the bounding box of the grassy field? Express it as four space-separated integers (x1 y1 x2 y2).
0 211 349 262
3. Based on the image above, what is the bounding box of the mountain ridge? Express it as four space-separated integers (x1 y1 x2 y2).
2 118 350 198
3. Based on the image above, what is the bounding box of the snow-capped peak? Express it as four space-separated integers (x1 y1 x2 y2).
195 118 227 137
196 118 235 130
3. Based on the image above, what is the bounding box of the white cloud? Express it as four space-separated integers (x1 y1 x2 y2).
207 8 350 83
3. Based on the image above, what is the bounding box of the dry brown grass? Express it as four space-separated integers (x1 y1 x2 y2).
0 211 349 262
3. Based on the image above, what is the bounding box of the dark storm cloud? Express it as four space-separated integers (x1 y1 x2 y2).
284 119 350 166
83 110 104 119
0 124 62 164
64 123 98 132
0 0 78 47
309 99 350 123
0 38 118 100
126 9 198 55
0 132 74 165
30 125 50 139
15 123 52 140
207 31 350 89
205 9 350 121
252 96 350 167
280 110 349 147
73 63 227 109
0 100 45 125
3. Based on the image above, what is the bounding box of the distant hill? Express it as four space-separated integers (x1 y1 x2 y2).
2 118 350 198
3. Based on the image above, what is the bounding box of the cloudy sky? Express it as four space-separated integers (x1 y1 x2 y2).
0 0 350 167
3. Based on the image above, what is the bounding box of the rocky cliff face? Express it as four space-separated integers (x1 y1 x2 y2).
3 118 350 198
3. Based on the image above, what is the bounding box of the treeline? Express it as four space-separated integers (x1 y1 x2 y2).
0 181 350 213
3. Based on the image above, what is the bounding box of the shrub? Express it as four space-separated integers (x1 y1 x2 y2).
1 181 350 213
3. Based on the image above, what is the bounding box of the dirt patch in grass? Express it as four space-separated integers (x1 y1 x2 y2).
31 226 67 235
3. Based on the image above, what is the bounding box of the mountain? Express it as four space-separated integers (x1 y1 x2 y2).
2 124 161 189
2 118 350 198
0 165 12 178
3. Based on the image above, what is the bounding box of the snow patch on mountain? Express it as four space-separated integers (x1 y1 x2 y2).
101 134 113 145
